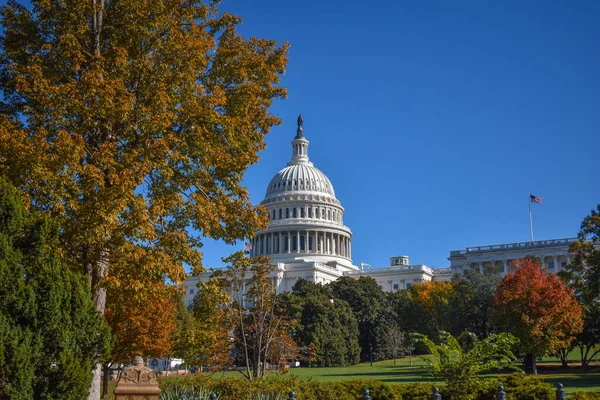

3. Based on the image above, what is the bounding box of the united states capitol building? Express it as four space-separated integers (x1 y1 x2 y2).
183 117 574 305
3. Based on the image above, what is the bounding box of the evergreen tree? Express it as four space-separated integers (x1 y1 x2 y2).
282 279 360 366
0 178 111 399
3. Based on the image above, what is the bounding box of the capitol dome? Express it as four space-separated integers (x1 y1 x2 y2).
248 115 356 277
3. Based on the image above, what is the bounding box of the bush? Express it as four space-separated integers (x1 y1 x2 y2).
571 393 600 400
156 373 558 400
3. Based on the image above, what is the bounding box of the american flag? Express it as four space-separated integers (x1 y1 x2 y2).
530 194 542 204
244 242 253 250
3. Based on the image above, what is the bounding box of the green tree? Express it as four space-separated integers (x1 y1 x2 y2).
413 331 518 400
329 276 389 361
172 278 232 372
0 178 111 399
559 204 600 368
0 1 287 395
281 279 360 367
450 269 501 338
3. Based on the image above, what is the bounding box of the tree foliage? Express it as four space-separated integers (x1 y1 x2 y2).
0 178 110 399
172 278 232 371
329 277 390 361
450 269 501 338
559 204 600 368
492 258 583 372
413 331 518 400
281 279 361 367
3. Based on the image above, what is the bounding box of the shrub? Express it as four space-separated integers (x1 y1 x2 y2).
571 393 600 400
156 373 560 400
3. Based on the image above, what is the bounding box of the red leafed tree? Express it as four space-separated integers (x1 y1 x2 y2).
491 258 583 374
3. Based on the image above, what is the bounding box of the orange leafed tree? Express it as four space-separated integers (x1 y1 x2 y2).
491 258 583 373
103 277 178 397
0 1 287 396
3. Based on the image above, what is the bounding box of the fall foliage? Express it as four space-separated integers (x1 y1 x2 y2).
492 258 583 372
0 1 287 396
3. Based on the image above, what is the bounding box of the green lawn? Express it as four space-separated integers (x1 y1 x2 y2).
104 355 600 399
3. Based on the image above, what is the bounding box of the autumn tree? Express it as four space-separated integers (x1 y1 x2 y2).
0 1 287 396
172 278 232 372
0 178 110 399
220 251 296 380
102 279 177 397
491 258 583 374
559 204 600 368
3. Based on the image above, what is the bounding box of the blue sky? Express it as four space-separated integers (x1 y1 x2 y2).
6 1 598 270
194 0 600 270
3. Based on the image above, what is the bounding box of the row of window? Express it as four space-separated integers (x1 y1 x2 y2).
269 178 330 191
269 206 341 223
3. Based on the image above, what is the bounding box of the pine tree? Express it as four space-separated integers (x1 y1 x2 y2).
0 178 111 399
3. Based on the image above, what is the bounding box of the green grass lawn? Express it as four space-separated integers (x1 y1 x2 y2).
104 355 600 399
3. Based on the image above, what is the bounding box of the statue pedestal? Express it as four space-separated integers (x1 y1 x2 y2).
114 356 161 400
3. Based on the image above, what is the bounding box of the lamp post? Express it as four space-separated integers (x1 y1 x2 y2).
369 343 373 367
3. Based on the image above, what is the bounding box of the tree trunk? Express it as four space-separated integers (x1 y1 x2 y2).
525 353 537 374
101 363 110 398
558 348 569 368
87 256 109 400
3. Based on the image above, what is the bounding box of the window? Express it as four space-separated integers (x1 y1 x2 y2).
328 209 331 220
293 208 297 218
406 283 412 289
189 289 195 295
548 262 555 269
286 208 289 218
393 284 399 290
315 208 319 218
308 208 312 218
300 236 305 251
292 236 297 251
561 262 567 268
309 236 313 251
279 209 282 219
284 236 289 251
272 209 276 220
301 208 305 218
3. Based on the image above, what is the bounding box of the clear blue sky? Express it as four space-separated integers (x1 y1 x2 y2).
8 0 598 270
195 0 600 271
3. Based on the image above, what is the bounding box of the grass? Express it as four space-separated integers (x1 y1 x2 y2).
103 355 600 399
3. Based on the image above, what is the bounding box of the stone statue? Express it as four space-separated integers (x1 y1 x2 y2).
295 114 304 138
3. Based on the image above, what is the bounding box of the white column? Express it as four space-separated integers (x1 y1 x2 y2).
305 231 310 253
314 231 318 253
332 233 336 255
287 232 291 254
296 231 300 253
349 240 351 258
502 259 507 275
278 232 282 254
320 233 323 254
478 262 483 274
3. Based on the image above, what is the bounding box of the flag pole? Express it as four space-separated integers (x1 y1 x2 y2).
528 192 534 243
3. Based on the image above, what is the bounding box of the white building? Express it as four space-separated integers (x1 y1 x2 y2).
448 238 575 276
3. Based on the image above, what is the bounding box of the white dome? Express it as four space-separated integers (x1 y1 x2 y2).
265 164 336 198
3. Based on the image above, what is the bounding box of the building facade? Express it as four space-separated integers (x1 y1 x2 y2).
448 238 575 275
